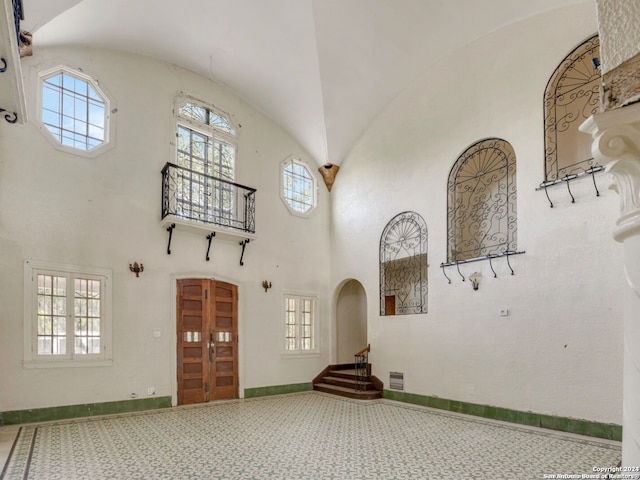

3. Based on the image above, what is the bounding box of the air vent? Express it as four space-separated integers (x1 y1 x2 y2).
390 371 404 390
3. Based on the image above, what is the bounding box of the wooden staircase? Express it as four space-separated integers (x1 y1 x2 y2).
313 364 383 400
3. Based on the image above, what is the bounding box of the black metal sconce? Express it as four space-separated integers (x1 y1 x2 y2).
262 280 272 292
129 262 144 277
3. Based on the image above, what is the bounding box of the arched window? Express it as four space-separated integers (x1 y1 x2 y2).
379 212 427 316
447 138 517 262
543 35 601 184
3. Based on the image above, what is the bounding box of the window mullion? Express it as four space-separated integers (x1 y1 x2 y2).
67 273 75 359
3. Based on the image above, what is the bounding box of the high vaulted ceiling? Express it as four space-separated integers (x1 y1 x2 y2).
22 0 591 166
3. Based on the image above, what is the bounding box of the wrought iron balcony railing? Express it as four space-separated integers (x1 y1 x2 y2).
161 162 256 235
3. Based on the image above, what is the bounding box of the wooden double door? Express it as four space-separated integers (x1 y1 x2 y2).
177 279 238 405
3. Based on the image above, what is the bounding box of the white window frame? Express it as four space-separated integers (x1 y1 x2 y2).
23 260 113 368
280 156 318 217
282 293 319 358
173 95 239 227
37 65 114 158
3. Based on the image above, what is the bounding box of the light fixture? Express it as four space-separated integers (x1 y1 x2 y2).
262 280 272 292
469 272 481 290
318 163 340 192
129 262 144 277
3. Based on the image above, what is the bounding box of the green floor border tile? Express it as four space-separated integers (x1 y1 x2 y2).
383 390 621 441
244 383 312 398
0 396 172 426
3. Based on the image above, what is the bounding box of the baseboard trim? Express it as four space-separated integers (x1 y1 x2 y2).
0 396 172 426
244 383 312 398
383 390 621 441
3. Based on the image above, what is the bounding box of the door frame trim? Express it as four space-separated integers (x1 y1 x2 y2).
170 272 245 406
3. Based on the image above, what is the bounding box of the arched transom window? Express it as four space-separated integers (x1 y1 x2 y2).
543 34 601 183
379 211 428 316
447 138 517 262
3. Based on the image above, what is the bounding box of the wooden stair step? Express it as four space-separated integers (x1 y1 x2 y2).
314 383 383 400
322 375 375 390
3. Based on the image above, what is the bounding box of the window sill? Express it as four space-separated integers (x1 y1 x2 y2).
280 352 320 360
23 359 113 369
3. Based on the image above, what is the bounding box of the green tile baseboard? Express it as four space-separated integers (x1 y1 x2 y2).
0 396 172 426
244 383 312 398
383 390 621 441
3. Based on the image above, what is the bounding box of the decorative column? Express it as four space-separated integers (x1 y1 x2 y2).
581 102 640 467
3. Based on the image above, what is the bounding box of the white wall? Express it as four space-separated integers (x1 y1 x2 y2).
335 279 367 363
596 0 640 73
0 46 331 411
330 3 625 424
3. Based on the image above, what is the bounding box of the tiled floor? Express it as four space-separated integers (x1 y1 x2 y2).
0 392 622 479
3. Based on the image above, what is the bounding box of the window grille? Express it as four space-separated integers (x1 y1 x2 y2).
283 295 317 353
379 211 428 316
24 260 113 367
447 138 517 263
543 35 602 185
280 157 317 216
39 67 109 154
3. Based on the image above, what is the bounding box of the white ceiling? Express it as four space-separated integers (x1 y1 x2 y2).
22 0 590 166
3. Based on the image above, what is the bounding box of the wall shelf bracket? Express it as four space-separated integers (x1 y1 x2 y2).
166 223 176 255
0 108 17 123
440 263 452 284
205 232 216 261
487 255 497 278
239 239 250 266
456 261 465 281
586 166 601 197
563 174 577 203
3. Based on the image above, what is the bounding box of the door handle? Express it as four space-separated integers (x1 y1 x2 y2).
208 333 215 362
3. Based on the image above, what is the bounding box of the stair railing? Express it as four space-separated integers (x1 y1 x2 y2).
354 344 370 392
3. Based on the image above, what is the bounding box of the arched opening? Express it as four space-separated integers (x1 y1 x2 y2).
335 279 367 364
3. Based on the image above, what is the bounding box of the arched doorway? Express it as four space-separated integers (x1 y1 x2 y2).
335 279 367 364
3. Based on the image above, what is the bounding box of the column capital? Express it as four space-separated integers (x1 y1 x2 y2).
581 103 640 242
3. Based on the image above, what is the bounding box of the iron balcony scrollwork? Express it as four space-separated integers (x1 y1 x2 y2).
161 163 256 261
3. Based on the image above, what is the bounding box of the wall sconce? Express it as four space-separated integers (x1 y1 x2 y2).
262 280 272 292
469 272 481 290
129 262 144 277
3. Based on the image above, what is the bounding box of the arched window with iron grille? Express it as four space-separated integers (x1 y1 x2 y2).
543 34 601 185
447 138 517 263
379 211 428 316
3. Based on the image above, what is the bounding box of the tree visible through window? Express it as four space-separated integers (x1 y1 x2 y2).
24 260 112 366
175 98 237 224
281 157 316 216
284 295 316 352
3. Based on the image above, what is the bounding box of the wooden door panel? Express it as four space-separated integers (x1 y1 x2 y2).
177 279 238 405
210 281 238 400
177 279 209 405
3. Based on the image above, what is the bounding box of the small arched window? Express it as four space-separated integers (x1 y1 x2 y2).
543 35 601 183
447 138 517 262
379 211 428 316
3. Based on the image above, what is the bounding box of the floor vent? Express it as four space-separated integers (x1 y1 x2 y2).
390 371 404 390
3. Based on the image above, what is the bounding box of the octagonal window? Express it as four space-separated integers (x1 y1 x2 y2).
280 157 317 217
39 66 112 157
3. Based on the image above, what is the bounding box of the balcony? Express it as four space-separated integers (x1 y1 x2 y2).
0 0 27 125
161 162 256 241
